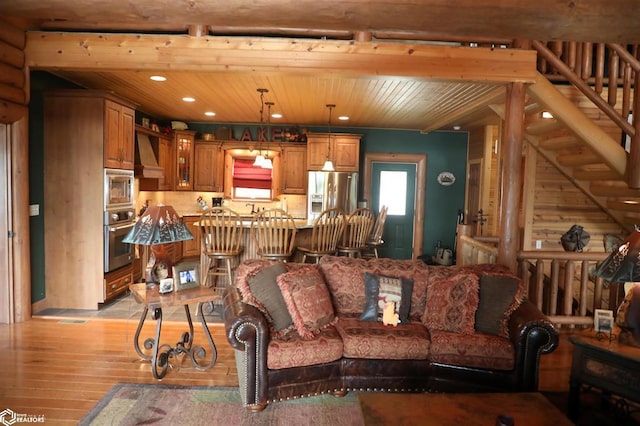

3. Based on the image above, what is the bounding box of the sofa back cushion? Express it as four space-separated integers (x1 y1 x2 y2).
318 256 430 321
423 271 479 334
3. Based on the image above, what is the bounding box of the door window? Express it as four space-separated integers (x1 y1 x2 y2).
379 171 407 216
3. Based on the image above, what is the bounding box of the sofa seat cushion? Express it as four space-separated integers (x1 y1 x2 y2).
267 326 343 370
428 329 514 371
334 316 430 360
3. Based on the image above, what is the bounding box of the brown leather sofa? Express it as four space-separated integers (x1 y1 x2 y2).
223 256 558 412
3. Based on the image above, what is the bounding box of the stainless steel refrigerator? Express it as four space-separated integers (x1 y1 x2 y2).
307 171 358 219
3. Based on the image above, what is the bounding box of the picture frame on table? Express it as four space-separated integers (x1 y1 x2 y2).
594 309 614 333
173 262 200 292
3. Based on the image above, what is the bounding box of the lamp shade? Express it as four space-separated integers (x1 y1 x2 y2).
322 160 335 171
595 230 640 283
123 205 194 245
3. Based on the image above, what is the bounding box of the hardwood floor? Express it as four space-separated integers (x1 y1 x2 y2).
0 316 575 425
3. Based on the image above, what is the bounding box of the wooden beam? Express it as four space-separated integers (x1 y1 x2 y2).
25 32 538 83
0 99 27 124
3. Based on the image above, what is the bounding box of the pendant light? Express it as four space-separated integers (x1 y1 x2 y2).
322 104 336 172
262 101 274 169
253 88 268 167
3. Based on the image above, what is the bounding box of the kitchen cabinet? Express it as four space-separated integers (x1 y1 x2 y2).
281 144 307 194
104 99 135 169
182 216 202 258
136 125 174 191
44 89 136 309
194 141 224 192
104 264 133 301
175 130 196 191
306 132 361 172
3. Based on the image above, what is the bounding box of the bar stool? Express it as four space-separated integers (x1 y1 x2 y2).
296 208 346 263
362 205 388 259
198 207 244 289
250 208 297 261
337 208 375 258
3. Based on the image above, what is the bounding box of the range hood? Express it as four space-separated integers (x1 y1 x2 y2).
134 133 164 178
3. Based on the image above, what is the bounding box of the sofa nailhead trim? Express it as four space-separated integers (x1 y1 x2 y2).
234 323 262 407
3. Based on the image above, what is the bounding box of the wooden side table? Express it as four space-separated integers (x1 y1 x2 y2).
129 283 222 379
569 331 640 421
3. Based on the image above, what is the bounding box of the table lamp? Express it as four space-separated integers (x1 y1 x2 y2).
595 228 640 346
123 204 194 284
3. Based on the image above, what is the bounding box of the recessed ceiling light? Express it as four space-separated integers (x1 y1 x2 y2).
624 200 639 204
453 125 461 130
338 116 349 121
272 113 282 119
149 75 166 82
204 111 216 117
542 111 554 119
182 97 196 102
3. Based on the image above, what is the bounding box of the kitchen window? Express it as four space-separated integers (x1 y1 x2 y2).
232 158 272 200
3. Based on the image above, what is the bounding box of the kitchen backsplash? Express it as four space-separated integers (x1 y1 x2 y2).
136 188 307 219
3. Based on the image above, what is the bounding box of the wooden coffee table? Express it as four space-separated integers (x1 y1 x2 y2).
358 392 572 425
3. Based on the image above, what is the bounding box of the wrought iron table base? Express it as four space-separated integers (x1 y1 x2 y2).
133 302 217 379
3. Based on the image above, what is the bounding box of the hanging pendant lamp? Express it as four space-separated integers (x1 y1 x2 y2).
253 88 268 167
262 101 274 169
322 104 336 171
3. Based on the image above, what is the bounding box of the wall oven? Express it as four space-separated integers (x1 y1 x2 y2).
104 208 135 273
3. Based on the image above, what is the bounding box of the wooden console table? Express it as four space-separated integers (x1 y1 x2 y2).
569 331 640 421
129 283 221 379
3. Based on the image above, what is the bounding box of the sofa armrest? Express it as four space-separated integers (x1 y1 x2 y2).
223 286 269 410
508 298 559 391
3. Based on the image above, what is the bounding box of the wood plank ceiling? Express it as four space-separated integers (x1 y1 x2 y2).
4 0 640 131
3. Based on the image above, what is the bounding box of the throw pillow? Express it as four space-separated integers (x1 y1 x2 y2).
360 272 414 324
475 273 523 337
277 266 336 340
246 262 292 331
423 272 479 334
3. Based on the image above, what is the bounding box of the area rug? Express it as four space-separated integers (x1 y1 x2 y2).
79 384 363 426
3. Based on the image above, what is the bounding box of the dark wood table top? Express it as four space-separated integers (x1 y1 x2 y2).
358 392 572 425
569 330 640 362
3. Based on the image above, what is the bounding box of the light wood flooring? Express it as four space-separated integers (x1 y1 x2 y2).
0 316 575 425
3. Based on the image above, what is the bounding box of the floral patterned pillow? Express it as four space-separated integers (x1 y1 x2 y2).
423 272 479 334
277 266 337 340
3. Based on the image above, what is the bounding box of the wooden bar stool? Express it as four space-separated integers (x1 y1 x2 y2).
250 208 297 261
297 208 346 263
198 207 244 289
362 205 388 258
337 207 375 258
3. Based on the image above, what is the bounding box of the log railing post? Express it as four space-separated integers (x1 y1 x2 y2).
629 69 640 188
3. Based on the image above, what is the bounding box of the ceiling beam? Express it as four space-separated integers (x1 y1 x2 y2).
25 32 537 83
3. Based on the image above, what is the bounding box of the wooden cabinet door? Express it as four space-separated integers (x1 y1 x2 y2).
104 100 135 169
333 135 360 171
119 105 135 169
104 100 123 168
194 142 224 191
306 137 330 171
175 130 196 190
182 216 201 258
157 135 174 190
282 145 307 193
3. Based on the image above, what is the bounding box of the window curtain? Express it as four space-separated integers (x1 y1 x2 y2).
233 158 272 189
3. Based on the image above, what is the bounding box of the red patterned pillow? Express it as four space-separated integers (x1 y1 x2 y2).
423 272 479 334
277 266 337 340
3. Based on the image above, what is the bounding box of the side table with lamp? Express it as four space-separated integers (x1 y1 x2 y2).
568 227 640 421
123 204 219 379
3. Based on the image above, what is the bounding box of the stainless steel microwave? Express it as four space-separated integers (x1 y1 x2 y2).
104 168 134 210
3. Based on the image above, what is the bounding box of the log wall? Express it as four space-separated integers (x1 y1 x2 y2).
0 19 27 124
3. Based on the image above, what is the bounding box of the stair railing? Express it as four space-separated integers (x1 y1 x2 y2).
532 40 640 187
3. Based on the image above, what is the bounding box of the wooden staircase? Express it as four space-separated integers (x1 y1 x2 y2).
523 72 640 232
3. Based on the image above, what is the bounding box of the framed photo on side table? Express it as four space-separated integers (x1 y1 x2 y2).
173 262 200 292
594 309 614 334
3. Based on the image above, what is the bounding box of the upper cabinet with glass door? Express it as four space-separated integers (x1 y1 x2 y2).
174 130 196 191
